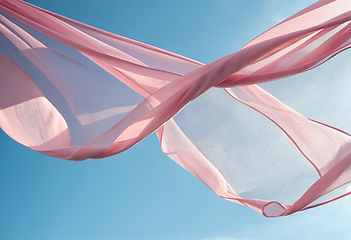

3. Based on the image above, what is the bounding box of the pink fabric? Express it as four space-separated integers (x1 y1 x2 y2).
1 0 351 217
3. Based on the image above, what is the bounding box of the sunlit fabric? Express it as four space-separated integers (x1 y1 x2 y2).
1 0 351 217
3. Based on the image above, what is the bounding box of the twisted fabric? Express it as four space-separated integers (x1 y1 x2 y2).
1 0 351 217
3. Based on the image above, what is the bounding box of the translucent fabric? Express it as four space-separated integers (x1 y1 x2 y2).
1 0 351 217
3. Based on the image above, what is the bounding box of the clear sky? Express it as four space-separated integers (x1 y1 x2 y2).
1 0 351 240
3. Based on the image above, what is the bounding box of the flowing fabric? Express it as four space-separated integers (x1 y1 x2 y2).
1 0 351 217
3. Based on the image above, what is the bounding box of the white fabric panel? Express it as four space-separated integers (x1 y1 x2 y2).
173 87 320 205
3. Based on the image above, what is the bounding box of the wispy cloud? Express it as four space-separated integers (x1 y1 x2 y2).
202 237 252 240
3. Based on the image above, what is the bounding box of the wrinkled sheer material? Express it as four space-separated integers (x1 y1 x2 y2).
1 0 351 217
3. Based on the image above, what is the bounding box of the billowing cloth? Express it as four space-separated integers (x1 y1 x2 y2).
1 0 351 217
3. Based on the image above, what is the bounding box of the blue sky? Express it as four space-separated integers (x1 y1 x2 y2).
1 0 351 240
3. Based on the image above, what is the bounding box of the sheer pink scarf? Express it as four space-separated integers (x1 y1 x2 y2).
1 0 351 217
